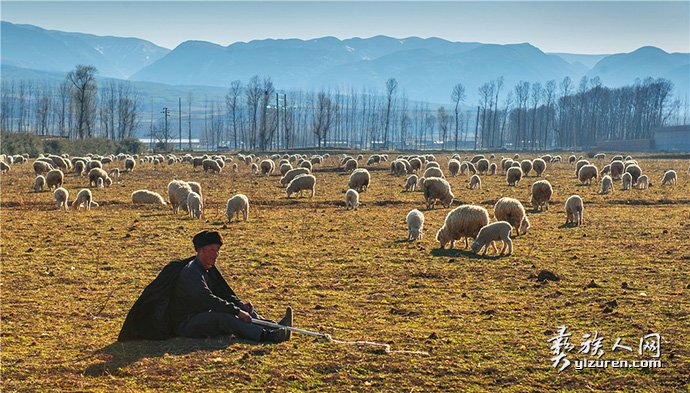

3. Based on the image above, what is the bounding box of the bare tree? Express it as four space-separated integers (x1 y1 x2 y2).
437 106 449 150
383 78 398 149
226 80 243 150
245 76 261 149
66 65 98 139
312 92 334 148
451 83 466 150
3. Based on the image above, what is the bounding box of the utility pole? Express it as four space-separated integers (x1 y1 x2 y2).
473 106 480 151
178 97 182 151
188 94 192 151
275 93 280 151
162 107 170 149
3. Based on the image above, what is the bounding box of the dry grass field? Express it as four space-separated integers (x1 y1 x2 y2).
1 151 689 392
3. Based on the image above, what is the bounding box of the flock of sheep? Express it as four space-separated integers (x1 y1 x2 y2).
1 150 685 257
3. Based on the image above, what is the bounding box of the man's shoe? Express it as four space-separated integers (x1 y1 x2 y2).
265 328 288 343
278 306 293 340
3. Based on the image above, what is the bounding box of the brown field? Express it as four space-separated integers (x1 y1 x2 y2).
1 152 689 392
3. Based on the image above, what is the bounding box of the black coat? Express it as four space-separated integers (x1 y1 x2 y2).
117 256 237 341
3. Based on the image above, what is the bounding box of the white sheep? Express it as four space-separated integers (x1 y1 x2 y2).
661 170 677 186
345 189 360 210
520 160 533 176
72 188 96 211
506 166 523 186
575 159 590 178
436 204 490 249
468 174 481 189
286 174 316 198
578 164 599 185
45 169 64 190
0 161 9 174
88 168 109 187
132 190 167 205
470 221 513 256
476 159 490 175
564 195 584 226
280 167 311 187
621 172 633 190
532 158 546 177
494 197 530 235
448 159 461 176
348 169 370 192
108 168 120 178
33 175 46 192
423 177 454 209
530 180 553 211
54 187 69 210
344 158 358 172
610 161 625 180
601 175 614 194
124 157 136 172
167 180 193 213
488 163 497 176
260 159 275 176
637 175 649 189
406 209 425 241
186 192 203 219
404 175 418 192
423 167 445 179
225 194 249 222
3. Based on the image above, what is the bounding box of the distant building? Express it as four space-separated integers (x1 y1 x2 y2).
653 125 690 152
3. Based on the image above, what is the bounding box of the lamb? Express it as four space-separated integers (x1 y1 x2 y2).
406 209 425 240
637 175 649 189
610 161 625 180
621 172 633 190
600 164 611 176
202 159 222 173
88 168 109 187
436 204 490 249
466 162 477 175
0 161 9 174
187 191 203 219
476 159 490 175
72 188 96 210
250 163 259 175
348 169 371 192
286 174 316 198
601 175 614 194
578 164 598 185
345 189 360 210
96 177 104 188
33 160 53 175
488 163 497 176
187 181 202 199
225 194 249 222
506 166 523 186
520 160 533 176
260 159 275 176
281 167 311 187
530 180 553 211
494 197 530 235
124 157 136 172
108 168 120 178
74 161 86 176
132 190 167 205
167 180 193 213
423 167 445 179
231 163 239 172
33 175 46 192
468 174 481 189
532 158 546 177
470 221 513 256
45 169 64 190
661 170 677 186
448 159 461 176
564 195 584 226
404 175 418 192
54 187 69 210
423 177 454 209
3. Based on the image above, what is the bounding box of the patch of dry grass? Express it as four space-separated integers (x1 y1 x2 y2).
1 152 689 391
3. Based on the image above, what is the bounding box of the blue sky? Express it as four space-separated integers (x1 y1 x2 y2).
2 1 688 54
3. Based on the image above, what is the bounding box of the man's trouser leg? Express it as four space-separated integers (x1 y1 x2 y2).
176 311 265 340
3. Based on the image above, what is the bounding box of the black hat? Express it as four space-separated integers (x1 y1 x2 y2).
193 230 223 250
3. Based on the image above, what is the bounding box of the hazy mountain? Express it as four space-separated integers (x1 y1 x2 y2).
549 53 610 69
1 21 170 79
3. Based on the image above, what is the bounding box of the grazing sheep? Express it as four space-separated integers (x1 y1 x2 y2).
48 155 70 171
404 175 418 192
125 157 136 172
33 175 46 192
132 190 167 205
345 189 360 210
621 172 633 190
600 164 611 177
281 167 311 187
513 154 520 161
468 174 481 189
167 180 193 213
565 195 584 226
530 180 553 211
344 158 358 172
488 163 497 176
33 160 53 175
661 170 677 186
96 177 104 188
348 169 371 192
279 163 292 176
436 204 490 249
625 165 642 185
494 197 530 235
532 158 546 177
520 160 533 176
423 167 445 179
87 160 103 170
601 175 614 194
225 194 249 222
202 159 222 173
423 177 454 209
54 187 69 210
416 176 426 191
506 166 523 186
637 175 649 189
409 157 423 172
300 160 313 171
45 169 64 190
610 155 623 163
72 188 95 211
0 161 10 174
250 163 259 174
470 221 513 256
476 159 490 175
594 153 606 160
394 160 408 176
425 161 440 170
286 174 316 198
501 159 514 173
260 159 275 176
231 163 239 173
575 160 590 178
74 161 86 176
88 168 109 187
610 161 624 180
470 155 485 164
448 159 461 176
406 209 425 241
108 168 120 178
187 192 203 219
578 164 598 185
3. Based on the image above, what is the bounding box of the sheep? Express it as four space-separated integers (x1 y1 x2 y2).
530 180 553 211
470 221 513 256
532 158 546 177
501 159 514 173
0 161 9 174
87 160 103 170
476 159 490 174
108 168 120 178
409 157 423 172
225 194 249 222
394 160 407 176
610 161 625 180
625 165 642 185
280 167 311 187
436 204 490 249
470 154 485 164
132 190 167 205
96 177 105 188
513 153 520 161
33 175 46 192
564 195 584 226
520 160 533 176
286 174 316 198
423 177 454 209
637 175 649 190
448 159 461 176
578 164 598 185
416 176 426 191
124 157 136 172
466 162 477 175
167 180 193 213
425 161 440 170
661 170 677 186
594 153 606 160
33 160 53 175
600 164 611 177
506 166 523 186
54 187 69 210
406 209 425 241
345 189 360 210
48 155 70 171
601 175 614 194
468 174 481 189
494 197 530 235
621 172 633 190
74 161 86 176
488 163 497 176
202 159 222 173
88 168 109 187
348 169 371 192
187 192 203 219
404 175 418 192
423 167 445 179
45 169 64 190
71 188 95 211
300 160 313 171
279 163 293 176
260 159 275 176
575 160 590 178
250 163 259 174
344 158 358 172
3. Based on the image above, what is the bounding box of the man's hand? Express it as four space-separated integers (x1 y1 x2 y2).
241 302 254 313
238 310 252 323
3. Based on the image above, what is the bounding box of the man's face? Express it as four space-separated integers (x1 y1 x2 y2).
197 243 221 270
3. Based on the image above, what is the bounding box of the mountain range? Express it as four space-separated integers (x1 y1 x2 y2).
2 21 688 104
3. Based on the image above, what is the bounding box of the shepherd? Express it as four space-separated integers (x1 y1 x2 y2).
118 230 293 343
